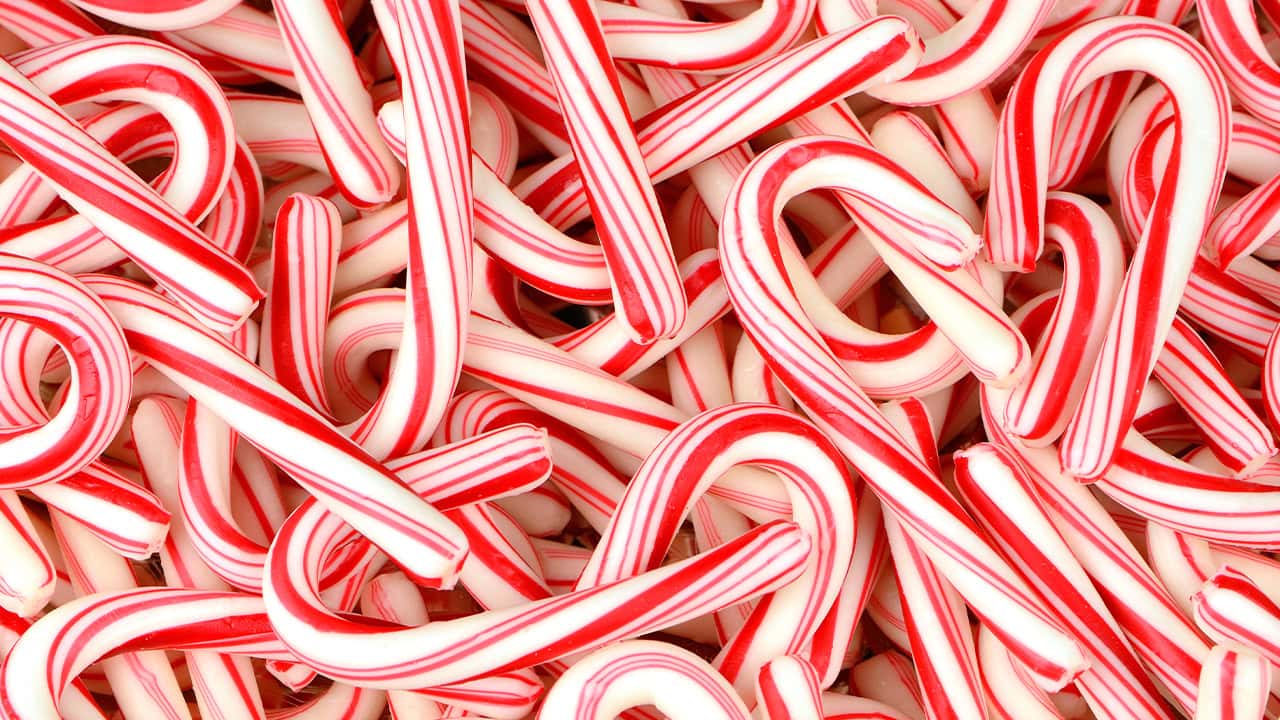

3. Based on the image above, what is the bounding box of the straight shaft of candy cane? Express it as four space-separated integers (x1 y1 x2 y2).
1 587 289 720
0 0 100 46
83 274 469 588
259 194 341 416
264 499 812 687
49 512 194 720
984 388 1210 713
1153 317 1275 475
526 0 686 344
356 0 473 458
1095 432 1280 548
275 0 399 207
171 6 297 91
955 442 1176 720
882 398 988 720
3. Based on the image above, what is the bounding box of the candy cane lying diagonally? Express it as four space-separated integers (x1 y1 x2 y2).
721 134 1083 688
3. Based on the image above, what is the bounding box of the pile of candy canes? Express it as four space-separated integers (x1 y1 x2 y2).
12 0 1280 718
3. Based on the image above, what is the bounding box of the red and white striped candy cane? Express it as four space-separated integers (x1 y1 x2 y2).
576 403 855 696
1152 318 1275 476
436 389 626 533
516 16 923 230
881 398 988 720
360 0 474 458
1199 0 1280 129
65 0 237 30
264 493 813 687
955 441 1176 720
1092 433 1280 548
988 18 1229 477
721 133 1082 686
1194 645 1271 720
50 510 195 720
82 274 469 587
526 0 686 344
1192 567 1280 667
756 655 824 720
1001 192 1124 447
0 587 289 720
259 194 341 416
274 0 400 207
537 640 750 720
817 0 1055 104
0 254 130 490
0 45 260 332
982 386 1212 713
459 0 569 154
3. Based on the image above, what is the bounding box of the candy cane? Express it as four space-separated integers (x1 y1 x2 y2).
983 386 1211 713
1093 432 1280 548
516 16 923 230
1152 318 1275 476
131 396 268 720
259 194 341 416
880 398 988 720
264 492 812 687
1 587 289 720
817 0 1055 104
359 0 474 458
82 274 469 587
721 135 1083 686
1192 567 1280 667
1199 0 1280 130
0 44 260 332
0 0 99 47
0 255 129 488
179 394 548 593
1194 645 1271 720
274 0 400 207
1001 192 1124 447
955 441 1176 720
575 403 855 696
986 18 1231 477
977 623 1065 720
537 640 750 720
525 0 686 344
50 511 194 720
